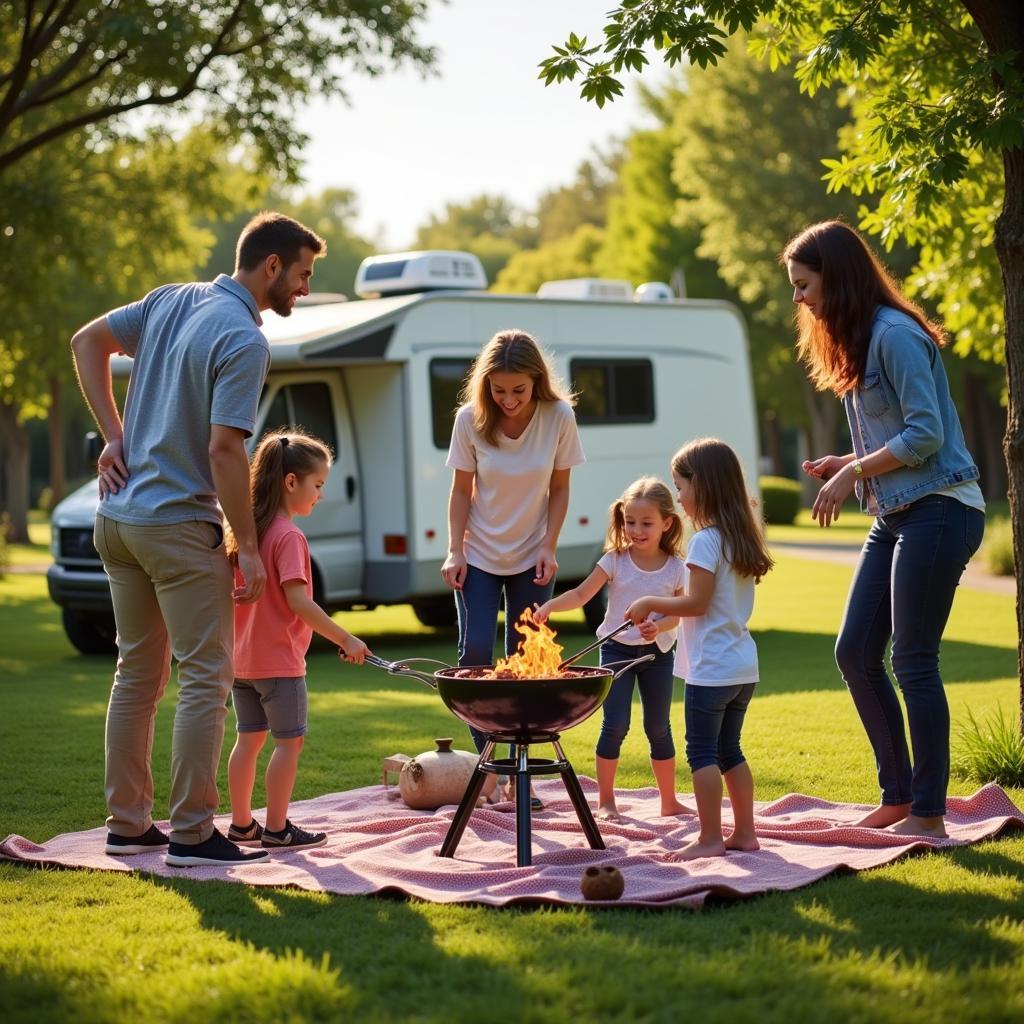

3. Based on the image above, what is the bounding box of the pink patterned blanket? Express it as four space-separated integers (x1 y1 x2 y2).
3 779 1021 909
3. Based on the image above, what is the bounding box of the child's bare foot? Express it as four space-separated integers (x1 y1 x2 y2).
724 830 760 852
853 802 911 828
660 798 695 816
596 802 622 822
889 814 947 839
665 837 727 862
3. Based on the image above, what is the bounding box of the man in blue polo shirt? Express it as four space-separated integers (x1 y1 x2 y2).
71 212 325 866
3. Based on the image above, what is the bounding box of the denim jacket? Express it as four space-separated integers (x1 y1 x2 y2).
842 307 979 515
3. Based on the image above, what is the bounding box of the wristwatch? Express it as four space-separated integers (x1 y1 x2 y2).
852 460 864 478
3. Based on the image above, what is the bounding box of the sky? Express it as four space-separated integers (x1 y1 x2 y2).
296 0 664 250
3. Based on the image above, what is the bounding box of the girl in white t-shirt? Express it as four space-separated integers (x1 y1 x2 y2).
535 477 690 821
625 438 773 861
442 329 586 803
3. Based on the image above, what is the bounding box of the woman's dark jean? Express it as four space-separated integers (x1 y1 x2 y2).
455 563 554 754
835 494 984 817
596 638 676 761
684 682 756 773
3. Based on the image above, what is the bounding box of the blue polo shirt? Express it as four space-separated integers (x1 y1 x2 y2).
100 275 271 526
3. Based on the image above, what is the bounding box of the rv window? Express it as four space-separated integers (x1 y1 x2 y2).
430 358 473 448
288 382 338 455
262 388 290 436
260 382 339 456
570 358 654 424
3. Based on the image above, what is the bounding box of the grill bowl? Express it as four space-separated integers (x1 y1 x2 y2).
433 665 613 738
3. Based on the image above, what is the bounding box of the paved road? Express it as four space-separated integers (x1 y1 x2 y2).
771 541 1015 597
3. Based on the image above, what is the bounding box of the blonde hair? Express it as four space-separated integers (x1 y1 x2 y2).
672 438 773 581
459 329 574 445
605 476 684 557
225 428 332 558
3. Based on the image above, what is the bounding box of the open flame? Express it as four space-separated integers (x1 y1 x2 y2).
492 606 564 678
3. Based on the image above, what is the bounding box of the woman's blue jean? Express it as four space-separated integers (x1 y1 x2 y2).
455 564 554 753
684 683 755 773
596 638 676 761
835 494 984 817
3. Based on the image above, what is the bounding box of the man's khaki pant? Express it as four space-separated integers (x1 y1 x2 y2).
94 514 234 845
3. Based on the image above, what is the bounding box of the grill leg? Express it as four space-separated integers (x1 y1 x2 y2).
553 739 605 851
515 743 533 867
439 741 495 859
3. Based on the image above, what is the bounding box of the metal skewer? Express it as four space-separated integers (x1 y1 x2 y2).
557 620 634 671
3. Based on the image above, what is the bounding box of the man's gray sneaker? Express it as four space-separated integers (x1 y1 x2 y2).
165 827 269 866
105 824 169 856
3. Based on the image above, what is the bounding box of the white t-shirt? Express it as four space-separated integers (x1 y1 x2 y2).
674 526 759 686
446 399 586 575
596 549 686 652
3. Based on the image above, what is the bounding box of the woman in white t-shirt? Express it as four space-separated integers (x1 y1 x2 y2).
535 477 690 822
442 329 586 772
625 438 773 862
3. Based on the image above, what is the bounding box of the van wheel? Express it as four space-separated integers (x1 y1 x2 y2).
582 591 607 633
411 596 457 629
62 609 117 656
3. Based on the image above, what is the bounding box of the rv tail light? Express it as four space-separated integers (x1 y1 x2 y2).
382 532 405 557
579 516 589 526
383 534 407 556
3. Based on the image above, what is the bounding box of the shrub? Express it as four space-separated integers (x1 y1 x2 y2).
0 514 8 578
952 705 1024 788
982 516 1014 576
759 476 802 525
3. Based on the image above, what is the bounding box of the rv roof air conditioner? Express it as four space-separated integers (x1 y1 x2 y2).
634 282 675 303
355 250 488 298
536 278 634 301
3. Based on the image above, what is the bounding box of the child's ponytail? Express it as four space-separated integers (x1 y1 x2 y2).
225 428 333 559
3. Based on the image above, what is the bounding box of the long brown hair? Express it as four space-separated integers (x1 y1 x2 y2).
459 329 574 445
781 220 946 395
672 438 773 582
225 428 332 558
605 476 684 557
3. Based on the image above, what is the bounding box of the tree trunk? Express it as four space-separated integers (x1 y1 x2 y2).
48 374 65 508
965 0 1024 734
995 146 1024 735
0 402 30 543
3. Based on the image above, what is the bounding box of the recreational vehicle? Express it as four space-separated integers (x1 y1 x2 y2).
47 251 759 654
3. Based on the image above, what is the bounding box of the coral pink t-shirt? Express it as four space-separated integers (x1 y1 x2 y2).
233 514 312 678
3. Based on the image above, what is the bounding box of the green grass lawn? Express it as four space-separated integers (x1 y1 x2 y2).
2 561 1023 1022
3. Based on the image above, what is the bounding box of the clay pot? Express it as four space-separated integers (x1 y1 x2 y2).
387 738 479 810
580 865 625 901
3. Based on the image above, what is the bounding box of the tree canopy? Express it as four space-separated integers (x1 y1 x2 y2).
0 1 435 179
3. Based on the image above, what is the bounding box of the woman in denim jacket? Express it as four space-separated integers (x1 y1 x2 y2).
782 220 985 839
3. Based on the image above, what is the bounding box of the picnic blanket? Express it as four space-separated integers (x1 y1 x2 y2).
3 779 1021 909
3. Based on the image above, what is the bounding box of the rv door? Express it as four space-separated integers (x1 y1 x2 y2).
256 375 364 603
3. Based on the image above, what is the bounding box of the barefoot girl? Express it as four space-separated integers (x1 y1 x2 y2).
626 438 773 861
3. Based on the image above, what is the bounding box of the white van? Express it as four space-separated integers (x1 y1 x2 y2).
47 252 759 653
